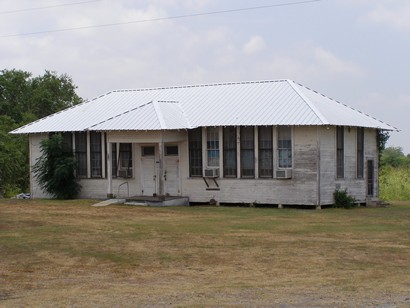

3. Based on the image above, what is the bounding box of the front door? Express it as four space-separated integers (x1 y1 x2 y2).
164 145 180 196
141 146 157 196
367 160 374 196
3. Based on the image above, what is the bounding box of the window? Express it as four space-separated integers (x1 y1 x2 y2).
90 132 102 178
188 128 202 177
259 126 273 177
75 132 87 178
142 146 155 156
278 126 292 168
62 133 73 152
336 126 344 178
109 143 133 178
357 127 364 178
111 143 117 178
240 126 255 178
165 145 178 156
207 127 219 167
118 143 132 178
367 160 374 196
223 127 237 177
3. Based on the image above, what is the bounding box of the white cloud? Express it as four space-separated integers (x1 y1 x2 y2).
313 47 364 76
253 45 364 83
0 0 408 152
136 0 216 10
365 4 410 31
355 92 410 153
242 36 266 55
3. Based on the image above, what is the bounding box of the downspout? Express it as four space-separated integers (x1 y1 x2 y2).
316 126 321 210
153 101 166 197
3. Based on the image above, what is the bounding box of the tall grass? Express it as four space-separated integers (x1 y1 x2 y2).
379 166 410 201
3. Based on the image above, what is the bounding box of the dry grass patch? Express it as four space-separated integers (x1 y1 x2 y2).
1 199 409 307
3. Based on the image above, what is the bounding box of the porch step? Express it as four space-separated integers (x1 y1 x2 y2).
366 198 389 208
92 199 126 207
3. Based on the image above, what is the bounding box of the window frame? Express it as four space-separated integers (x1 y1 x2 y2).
165 145 179 156
258 126 273 178
277 126 292 169
118 143 133 178
111 143 118 178
336 126 344 178
141 145 155 157
240 126 255 178
223 126 237 178
207 127 220 167
188 128 203 177
90 132 102 178
356 127 364 179
75 132 88 178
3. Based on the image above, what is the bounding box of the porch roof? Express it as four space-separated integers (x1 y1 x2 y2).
11 79 397 134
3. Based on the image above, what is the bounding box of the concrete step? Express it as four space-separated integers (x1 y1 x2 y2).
92 199 126 207
366 198 389 208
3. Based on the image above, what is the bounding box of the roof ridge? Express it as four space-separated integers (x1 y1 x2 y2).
174 100 192 129
287 80 329 125
293 81 398 131
152 101 167 129
112 79 289 93
9 92 112 134
87 101 154 130
154 100 192 129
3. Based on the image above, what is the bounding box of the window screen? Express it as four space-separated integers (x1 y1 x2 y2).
259 126 273 177
240 126 255 178
223 127 237 177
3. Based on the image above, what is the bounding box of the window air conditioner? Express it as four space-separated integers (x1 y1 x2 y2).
276 169 292 179
204 167 220 178
118 169 132 178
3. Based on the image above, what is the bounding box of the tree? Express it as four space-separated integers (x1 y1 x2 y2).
381 147 409 168
0 69 82 197
0 69 82 122
0 69 32 124
33 134 81 199
376 129 390 167
30 70 83 119
0 116 27 197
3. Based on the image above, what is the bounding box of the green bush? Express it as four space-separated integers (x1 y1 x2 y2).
379 166 410 201
33 134 81 199
2 184 21 198
333 189 356 209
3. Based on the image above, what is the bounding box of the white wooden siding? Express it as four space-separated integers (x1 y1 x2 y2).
319 126 378 204
29 134 51 199
28 126 379 205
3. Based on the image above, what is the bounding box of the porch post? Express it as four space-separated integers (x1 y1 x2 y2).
158 133 164 196
107 141 113 198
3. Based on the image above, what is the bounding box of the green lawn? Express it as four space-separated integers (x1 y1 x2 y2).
1 199 409 307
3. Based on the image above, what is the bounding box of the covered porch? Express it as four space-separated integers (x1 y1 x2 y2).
105 130 187 199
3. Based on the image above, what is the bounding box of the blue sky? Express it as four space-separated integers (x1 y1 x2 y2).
1 0 409 153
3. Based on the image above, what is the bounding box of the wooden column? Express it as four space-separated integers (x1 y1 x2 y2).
106 141 113 198
158 134 164 196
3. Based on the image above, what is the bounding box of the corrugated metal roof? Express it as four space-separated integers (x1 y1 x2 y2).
10 79 397 134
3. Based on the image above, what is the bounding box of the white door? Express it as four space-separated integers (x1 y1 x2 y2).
141 146 157 196
164 145 180 196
